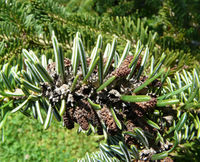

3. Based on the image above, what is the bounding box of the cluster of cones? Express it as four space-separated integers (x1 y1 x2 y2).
40 55 163 150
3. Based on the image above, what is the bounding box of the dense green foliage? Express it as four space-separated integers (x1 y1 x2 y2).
0 0 199 65
0 0 200 161
65 0 200 52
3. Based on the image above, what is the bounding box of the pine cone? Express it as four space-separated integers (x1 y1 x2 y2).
136 98 157 111
99 106 119 135
63 108 75 129
74 107 89 130
112 55 133 77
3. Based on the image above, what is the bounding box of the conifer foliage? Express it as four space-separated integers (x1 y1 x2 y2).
0 0 200 161
0 31 199 161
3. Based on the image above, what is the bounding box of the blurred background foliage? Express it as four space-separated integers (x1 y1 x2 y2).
64 0 200 50
0 113 100 161
0 0 200 161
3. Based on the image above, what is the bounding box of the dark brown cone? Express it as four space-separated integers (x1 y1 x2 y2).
80 100 102 128
74 100 102 131
74 107 89 130
124 98 157 120
135 98 157 111
63 108 75 129
99 106 119 135
112 55 133 77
